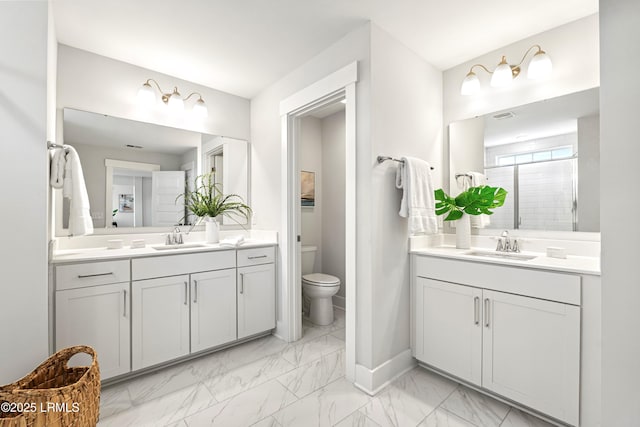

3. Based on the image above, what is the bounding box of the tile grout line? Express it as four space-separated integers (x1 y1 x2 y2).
413 383 463 427
498 407 512 426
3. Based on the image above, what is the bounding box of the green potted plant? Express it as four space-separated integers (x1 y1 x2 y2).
180 172 252 243
434 185 507 248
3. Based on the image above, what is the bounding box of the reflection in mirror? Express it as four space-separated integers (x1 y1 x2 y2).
449 88 599 232
201 136 249 226
57 108 250 235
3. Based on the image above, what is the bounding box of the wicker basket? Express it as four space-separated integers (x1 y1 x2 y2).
0 345 100 427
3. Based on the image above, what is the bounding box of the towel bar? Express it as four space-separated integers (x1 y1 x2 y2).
377 155 434 170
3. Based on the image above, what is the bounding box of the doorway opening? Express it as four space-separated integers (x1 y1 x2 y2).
279 62 357 381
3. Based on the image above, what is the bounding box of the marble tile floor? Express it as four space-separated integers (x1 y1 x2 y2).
98 308 554 427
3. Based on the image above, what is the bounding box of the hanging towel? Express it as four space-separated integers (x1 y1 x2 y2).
396 157 438 235
467 171 491 228
63 145 94 236
49 147 66 189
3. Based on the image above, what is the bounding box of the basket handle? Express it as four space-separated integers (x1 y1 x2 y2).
57 345 98 370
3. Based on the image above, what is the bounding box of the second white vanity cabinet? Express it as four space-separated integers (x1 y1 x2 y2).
413 255 581 426
55 260 131 379
191 268 237 352
132 275 191 370
237 247 276 339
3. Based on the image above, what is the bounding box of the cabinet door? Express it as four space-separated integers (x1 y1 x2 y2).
237 263 275 339
191 269 237 352
56 283 130 379
482 290 580 426
415 278 482 385
132 275 190 370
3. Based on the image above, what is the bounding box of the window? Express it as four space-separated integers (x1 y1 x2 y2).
496 146 574 166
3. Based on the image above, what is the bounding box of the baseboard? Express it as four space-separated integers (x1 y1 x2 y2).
332 294 345 309
354 349 416 395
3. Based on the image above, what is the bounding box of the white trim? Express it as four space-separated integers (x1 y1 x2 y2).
279 62 358 385
279 62 358 115
354 349 417 395
105 159 161 171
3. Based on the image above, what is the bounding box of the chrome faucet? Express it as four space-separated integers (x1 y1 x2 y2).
166 227 184 245
496 230 519 253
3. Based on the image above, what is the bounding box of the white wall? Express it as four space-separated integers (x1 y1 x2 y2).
300 116 323 272
577 114 600 232
0 1 50 384
57 44 250 140
368 24 443 369
250 23 371 357
600 0 640 423
321 111 346 307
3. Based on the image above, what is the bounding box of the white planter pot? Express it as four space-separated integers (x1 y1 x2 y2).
205 217 220 243
456 213 471 249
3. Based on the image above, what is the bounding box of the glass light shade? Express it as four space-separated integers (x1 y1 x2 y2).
491 59 514 87
192 99 208 118
527 51 553 79
167 94 185 113
460 72 480 95
137 83 156 107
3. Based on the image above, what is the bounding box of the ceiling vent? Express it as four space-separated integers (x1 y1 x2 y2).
493 112 516 120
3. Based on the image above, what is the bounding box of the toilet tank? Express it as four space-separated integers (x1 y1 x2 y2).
301 245 317 275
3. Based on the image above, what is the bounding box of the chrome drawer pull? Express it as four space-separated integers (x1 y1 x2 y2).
474 296 479 325
123 290 127 318
484 298 490 327
193 280 198 303
184 281 188 305
239 273 244 294
248 255 268 260
77 272 114 278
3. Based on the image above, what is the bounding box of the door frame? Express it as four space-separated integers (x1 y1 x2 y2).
278 61 358 381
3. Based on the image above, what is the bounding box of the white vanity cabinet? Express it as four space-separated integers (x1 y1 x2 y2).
237 247 276 339
55 260 131 379
53 244 277 380
191 269 237 352
132 275 191 370
412 255 581 426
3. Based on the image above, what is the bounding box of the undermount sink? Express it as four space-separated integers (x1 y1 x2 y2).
464 250 538 261
152 243 208 251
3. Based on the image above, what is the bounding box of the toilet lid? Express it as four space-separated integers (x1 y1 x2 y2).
303 273 340 285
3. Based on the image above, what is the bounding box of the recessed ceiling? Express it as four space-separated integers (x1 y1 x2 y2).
52 0 598 99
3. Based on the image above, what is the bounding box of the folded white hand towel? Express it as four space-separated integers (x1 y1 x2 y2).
50 148 66 189
396 157 438 235
63 145 94 236
219 235 245 248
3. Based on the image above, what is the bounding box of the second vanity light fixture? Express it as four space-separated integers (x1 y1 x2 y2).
460 44 552 96
137 79 208 118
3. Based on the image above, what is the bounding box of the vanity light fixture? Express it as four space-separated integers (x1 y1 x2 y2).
460 45 552 96
137 79 208 118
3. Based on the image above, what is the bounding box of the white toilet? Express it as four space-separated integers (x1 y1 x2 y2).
301 245 341 326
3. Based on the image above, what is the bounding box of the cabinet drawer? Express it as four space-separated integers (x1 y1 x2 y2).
56 260 130 290
413 255 580 305
237 246 275 267
132 250 236 280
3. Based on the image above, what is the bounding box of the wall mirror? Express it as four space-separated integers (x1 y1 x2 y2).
55 108 250 235
449 87 599 232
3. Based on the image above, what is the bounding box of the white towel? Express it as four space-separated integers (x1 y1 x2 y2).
63 145 94 236
467 171 491 228
49 148 66 189
219 235 245 248
396 157 438 235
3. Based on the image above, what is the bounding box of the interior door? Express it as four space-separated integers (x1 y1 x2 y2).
151 171 186 226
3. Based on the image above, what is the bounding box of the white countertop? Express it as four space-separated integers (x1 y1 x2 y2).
411 245 600 276
51 239 277 264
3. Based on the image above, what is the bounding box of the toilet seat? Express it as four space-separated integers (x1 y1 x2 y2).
302 273 340 286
